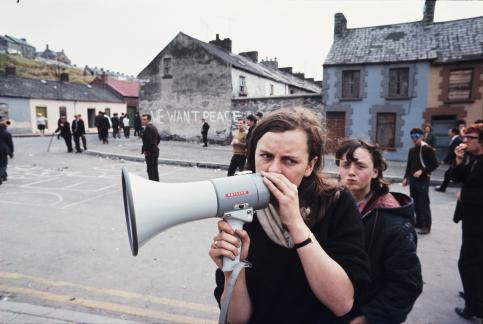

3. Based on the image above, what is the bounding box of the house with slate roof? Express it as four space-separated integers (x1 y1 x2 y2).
138 32 322 142
91 74 140 125
323 0 483 160
0 66 126 135
38 44 71 65
0 35 36 59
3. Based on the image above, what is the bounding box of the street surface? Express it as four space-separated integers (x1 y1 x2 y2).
0 136 479 323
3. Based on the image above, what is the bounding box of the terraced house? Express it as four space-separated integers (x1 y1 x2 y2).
323 0 483 160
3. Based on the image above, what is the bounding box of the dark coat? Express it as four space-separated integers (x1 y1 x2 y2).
98 116 111 130
134 115 142 129
450 153 483 234
55 121 72 138
443 136 463 165
71 119 86 135
404 143 438 179
352 192 423 324
94 114 103 128
201 122 210 135
0 126 14 157
142 123 160 154
111 116 120 129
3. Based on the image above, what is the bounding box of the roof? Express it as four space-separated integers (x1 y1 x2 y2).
143 32 321 93
0 75 124 103
4 35 34 47
104 79 140 97
325 16 483 66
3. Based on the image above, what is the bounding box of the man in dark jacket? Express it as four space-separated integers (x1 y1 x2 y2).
450 124 483 320
402 128 438 234
0 118 14 184
246 114 257 145
94 111 103 141
111 113 121 139
133 113 143 137
98 112 111 144
141 114 160 181
201 118 210 147
71 114 86 153
55 116 73 153
435 128 462 192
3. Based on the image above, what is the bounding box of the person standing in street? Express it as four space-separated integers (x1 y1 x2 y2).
450 124 483 320
133 113 143 137
201 118 210 147
94 111 103 141
54 116 73 153
71 114 86 153
435 128 462 192
227 119 247 176
111 113 121 139
122 114 131 139
36 113 47 136
402 128 438 235
423 123 436 147
246 114 257 145
0 117 14 185
141 114 160 181
98 112 111 144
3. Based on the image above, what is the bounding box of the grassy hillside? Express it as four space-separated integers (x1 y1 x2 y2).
0 53 95 84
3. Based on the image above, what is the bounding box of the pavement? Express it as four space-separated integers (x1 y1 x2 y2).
75 133 449 185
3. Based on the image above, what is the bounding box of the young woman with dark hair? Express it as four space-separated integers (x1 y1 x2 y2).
209 108 370 323
336 139 423 324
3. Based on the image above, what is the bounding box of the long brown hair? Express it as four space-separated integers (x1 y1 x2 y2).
246 108 339 223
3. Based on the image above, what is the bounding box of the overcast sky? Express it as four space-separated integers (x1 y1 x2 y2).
1 0 483 80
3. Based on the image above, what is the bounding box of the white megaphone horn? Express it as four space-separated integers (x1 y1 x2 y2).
121 167 270 271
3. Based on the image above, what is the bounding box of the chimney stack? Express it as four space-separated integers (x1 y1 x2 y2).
239 51 258 63
5 64 16 76
279 67 293 74
101 72 108 83
209 34 232 52
334 13 347 37
294 72 305 80
60 72 69 82
260 57 278 70
423 0 436 24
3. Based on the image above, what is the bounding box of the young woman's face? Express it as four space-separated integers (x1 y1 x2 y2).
338 148 378 196
255 129 316 187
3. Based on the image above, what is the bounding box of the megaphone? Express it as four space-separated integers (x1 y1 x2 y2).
121 167 270 271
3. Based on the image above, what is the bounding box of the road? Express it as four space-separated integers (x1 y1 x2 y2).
0 137 479 323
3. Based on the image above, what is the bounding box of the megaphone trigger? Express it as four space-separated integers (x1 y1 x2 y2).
222 208 254 272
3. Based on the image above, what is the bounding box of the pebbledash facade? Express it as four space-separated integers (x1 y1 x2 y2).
323 1 483 161
138 32 322 142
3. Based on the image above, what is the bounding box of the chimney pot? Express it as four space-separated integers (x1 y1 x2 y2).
423 0 436 24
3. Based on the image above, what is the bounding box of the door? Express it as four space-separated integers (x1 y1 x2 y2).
87 108 96 129
326 112 346 153
431 115 457 162
36 106 48 128
127 107 136 127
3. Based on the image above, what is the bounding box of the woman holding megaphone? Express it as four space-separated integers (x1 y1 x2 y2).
209 108 370 323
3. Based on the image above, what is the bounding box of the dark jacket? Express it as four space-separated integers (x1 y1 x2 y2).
450 153 483 233
111 116 120 130
98 116 111 131
404 143 438 179
134 115 142 129
94 114 103 128
443 136 463 165
142 123 160 154
0 126 14 157
55 121 71 138
352 192 423 324
71 119 86 135
201 122 210 135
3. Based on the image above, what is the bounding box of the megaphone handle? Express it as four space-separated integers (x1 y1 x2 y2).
222 218 245 272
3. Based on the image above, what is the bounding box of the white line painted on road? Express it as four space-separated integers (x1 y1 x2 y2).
0 191 63 207
61 189 121 209
61 181 87 189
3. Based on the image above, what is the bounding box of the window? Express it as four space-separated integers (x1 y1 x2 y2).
270 84 274 96
376 113 396 148
341 70 360 98
239 76 247 96
163 57 172 77
105 108 111 117
59 107 66 117
388 68 409 97
448 69 473 100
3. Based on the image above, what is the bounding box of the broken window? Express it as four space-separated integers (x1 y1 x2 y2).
341 70 360 99
163 57 172 77
388 68 409 98
448 69 473 100
270 84 274 96
376 113 396 148
239 76 247 96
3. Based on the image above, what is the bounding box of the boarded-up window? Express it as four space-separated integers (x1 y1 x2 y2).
389 68 409 97
342 70 360 98
163 58 172 76
448 69 472 100
376 113 396 148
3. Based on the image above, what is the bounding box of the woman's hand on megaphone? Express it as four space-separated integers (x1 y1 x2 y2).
209 220 250 270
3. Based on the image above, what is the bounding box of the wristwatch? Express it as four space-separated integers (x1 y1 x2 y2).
294 232 316 249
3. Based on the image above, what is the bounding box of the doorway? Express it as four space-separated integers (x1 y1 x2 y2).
36 106 48 128
431 115 457 162
326 112 346 153
87 108 96 128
